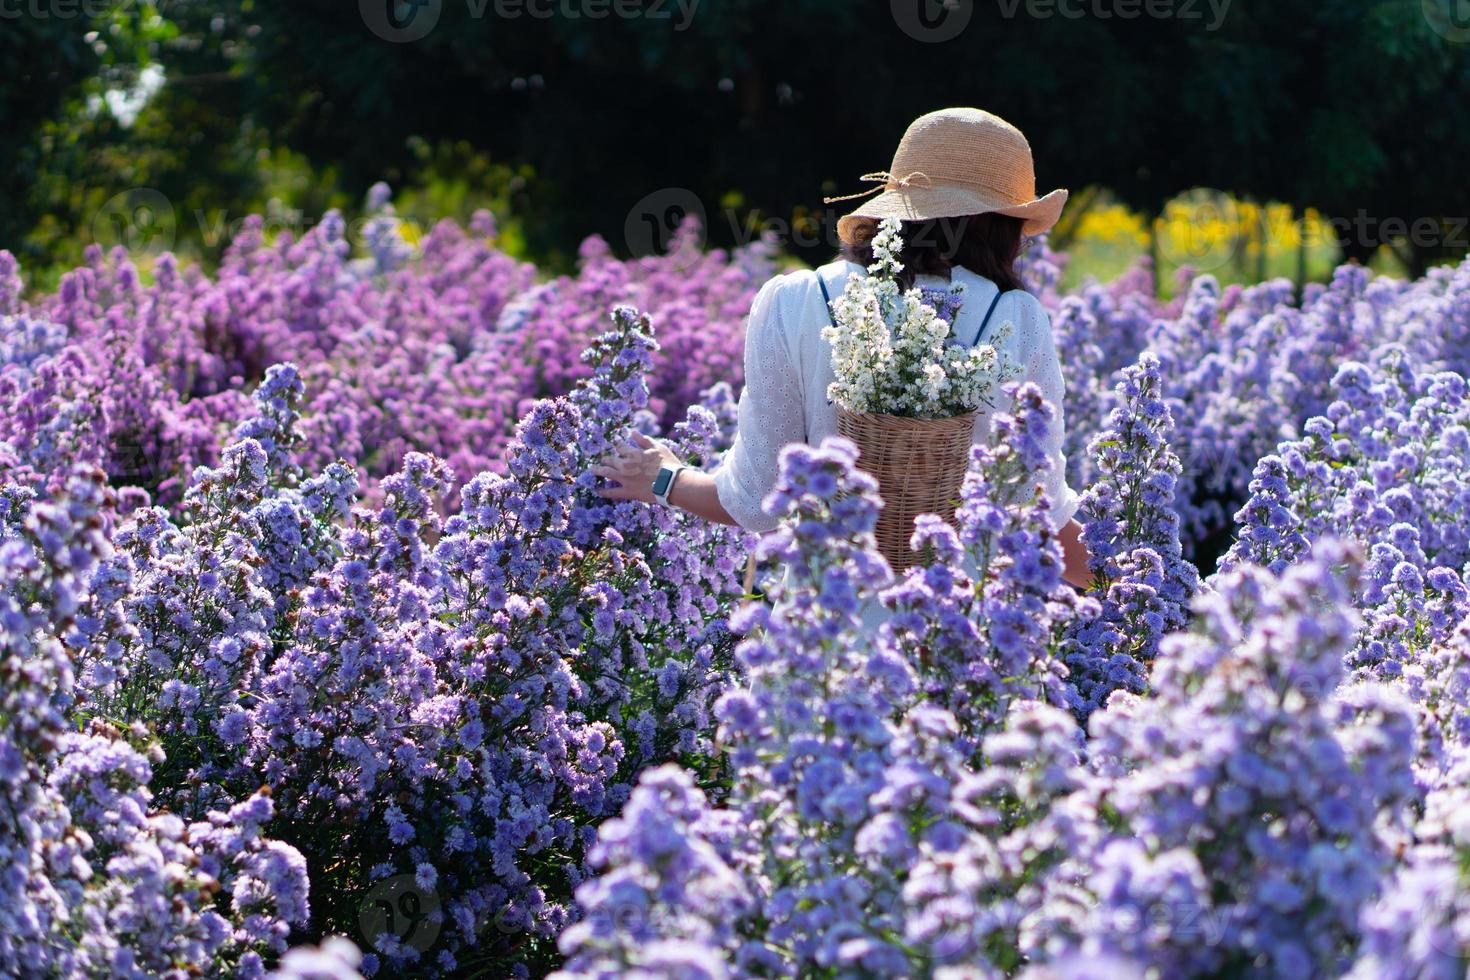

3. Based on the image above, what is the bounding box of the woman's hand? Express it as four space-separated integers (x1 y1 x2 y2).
1057 518 1096 590
590 431 682 504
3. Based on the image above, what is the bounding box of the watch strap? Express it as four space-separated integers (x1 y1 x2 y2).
652 464 687 507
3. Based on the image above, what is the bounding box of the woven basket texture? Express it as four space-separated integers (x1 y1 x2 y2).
836 406 977 572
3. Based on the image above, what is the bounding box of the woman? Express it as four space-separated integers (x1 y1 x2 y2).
592 107 1092 588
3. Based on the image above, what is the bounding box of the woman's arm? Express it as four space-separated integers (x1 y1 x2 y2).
597 435 1095 587
590 432 739 525
1057 518 1095 590
590 273 805 531
708 275 807 531
593 436 1096 587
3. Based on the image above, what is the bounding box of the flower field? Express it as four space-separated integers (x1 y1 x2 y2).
4 191 1470 978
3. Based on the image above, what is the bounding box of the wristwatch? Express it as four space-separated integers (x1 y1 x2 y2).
651 464 687 507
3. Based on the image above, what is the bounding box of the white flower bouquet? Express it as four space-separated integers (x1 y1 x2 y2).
823 216 1017 569
825 217 1014 419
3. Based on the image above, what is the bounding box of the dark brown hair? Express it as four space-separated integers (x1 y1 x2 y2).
839 213 1026 293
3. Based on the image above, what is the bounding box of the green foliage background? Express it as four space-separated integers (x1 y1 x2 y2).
3 0 1468 282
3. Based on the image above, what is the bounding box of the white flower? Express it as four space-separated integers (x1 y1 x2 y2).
824 217 1015 419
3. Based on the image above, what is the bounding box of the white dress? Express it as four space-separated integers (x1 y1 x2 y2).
712 259 1080 536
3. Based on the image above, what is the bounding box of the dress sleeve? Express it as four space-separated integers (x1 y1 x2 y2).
1009 293 1082 532
713 275 807 533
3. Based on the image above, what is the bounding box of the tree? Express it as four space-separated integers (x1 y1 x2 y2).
6 0 1469 276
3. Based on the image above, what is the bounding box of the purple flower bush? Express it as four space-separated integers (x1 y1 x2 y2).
1 467 311 977
55 306 748 976
561 480 1427 978
559 387 1099 977
550 764 752 978
1225 346 1470 782
1349 742 1470 979
888 384 1091 746
0 193 773 512
1048 255 1470 568
1055 541 1418 977
1227 346 1470 577
1062 351 1200 717
6 196 1470 976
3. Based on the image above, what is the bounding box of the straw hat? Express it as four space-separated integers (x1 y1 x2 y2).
827 108 1068 244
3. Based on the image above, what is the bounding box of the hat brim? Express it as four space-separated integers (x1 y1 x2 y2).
836 186 1069 244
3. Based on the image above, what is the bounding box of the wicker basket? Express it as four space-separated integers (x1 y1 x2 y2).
836 406 978 572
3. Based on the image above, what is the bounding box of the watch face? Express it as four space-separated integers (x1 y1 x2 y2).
652 468 674 496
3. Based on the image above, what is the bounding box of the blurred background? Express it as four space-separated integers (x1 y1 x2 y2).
4 0 1469 295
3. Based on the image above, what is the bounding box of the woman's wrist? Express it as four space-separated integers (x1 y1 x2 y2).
657 467 740 526
653 463 687 507
587 432 739 525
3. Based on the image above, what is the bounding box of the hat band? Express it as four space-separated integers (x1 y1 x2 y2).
822 171 933 204
824 169 1038 208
